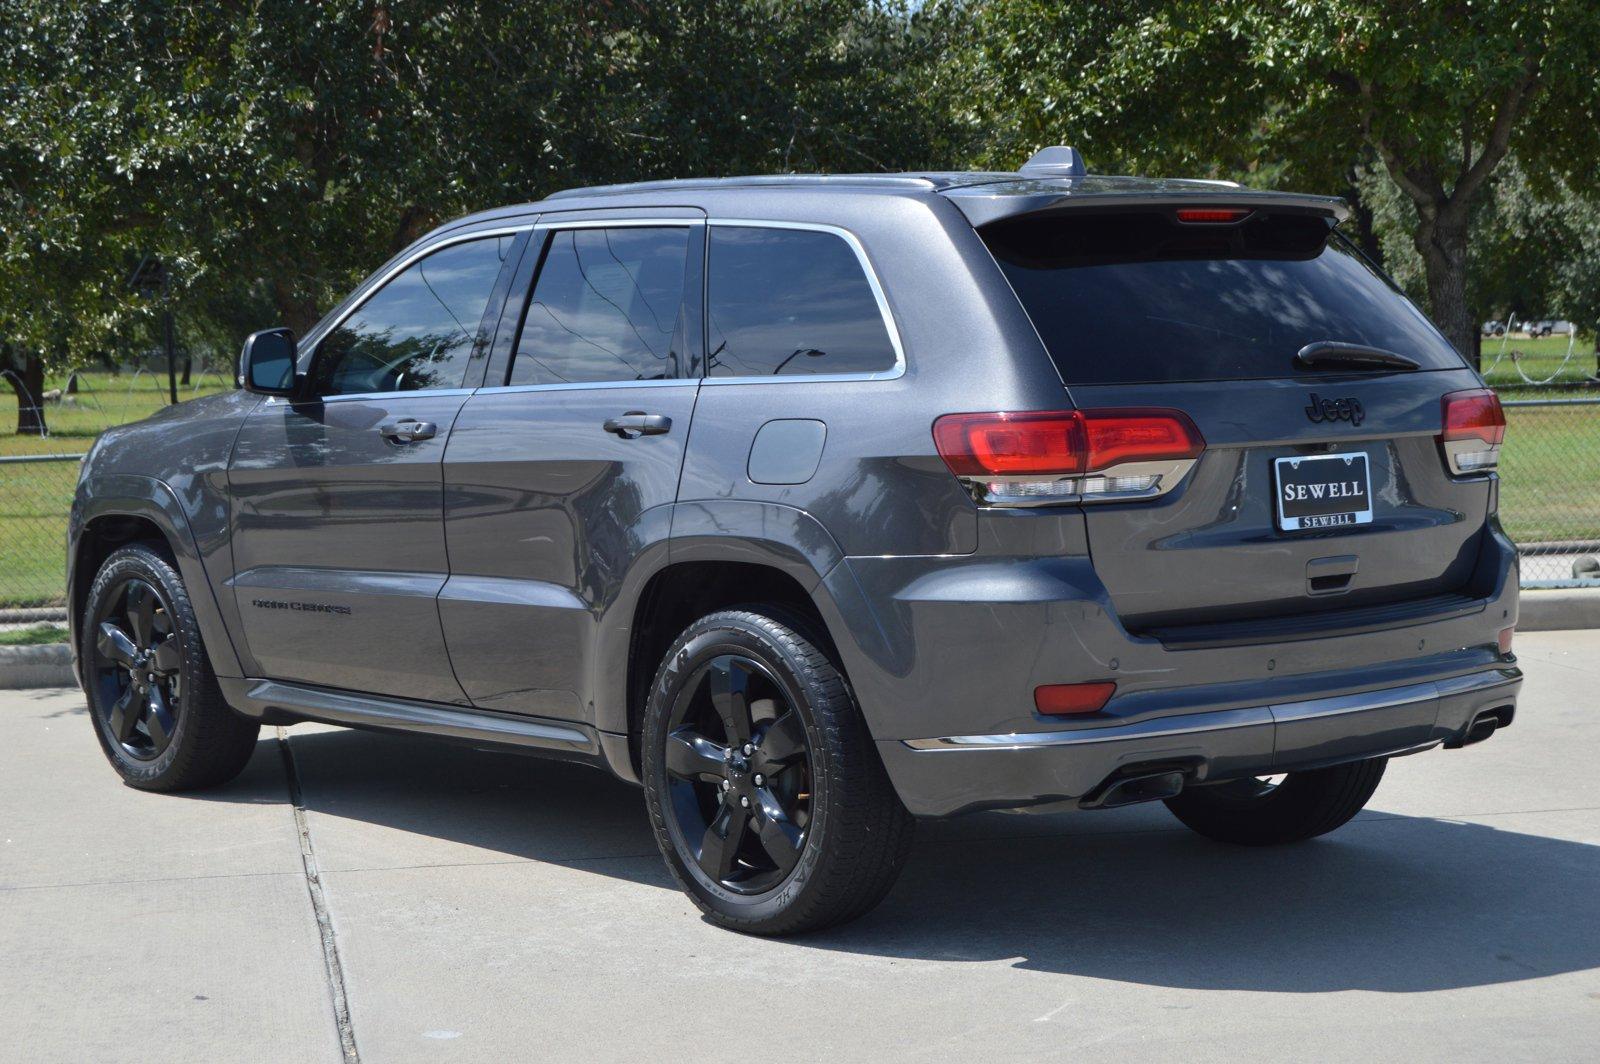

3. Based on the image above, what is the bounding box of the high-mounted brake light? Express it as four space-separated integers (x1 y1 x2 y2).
932 409 1204 506
1439 389 1505 475
1175 207 1252 224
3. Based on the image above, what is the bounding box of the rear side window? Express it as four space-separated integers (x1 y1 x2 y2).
510 226 692 385
981 211 1465 385
706 226 897 378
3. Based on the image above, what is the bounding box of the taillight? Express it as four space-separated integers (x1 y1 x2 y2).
933 409 1204 505
1497 626 1515 656
1035 681 1117 715
1439 389 1505 474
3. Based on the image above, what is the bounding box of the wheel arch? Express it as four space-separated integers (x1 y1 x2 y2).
598 500 893 782
71 474 244 683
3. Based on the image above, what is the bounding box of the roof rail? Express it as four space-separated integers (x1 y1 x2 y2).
545 174 937 199
1018 146 1088 179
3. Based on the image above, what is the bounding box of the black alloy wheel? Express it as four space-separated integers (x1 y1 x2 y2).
642 608 914 935
662 653 812 894
90 577 184 760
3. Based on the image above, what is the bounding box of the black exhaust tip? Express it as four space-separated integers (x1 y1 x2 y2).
1082 769 1187 810
1445 705 1514 749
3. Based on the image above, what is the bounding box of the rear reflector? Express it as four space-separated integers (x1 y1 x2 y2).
1498 626 1515 655
1175 207 1252 224
1439 388 1505 475
1035 682 1117 715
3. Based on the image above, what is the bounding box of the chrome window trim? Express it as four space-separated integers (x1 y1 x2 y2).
477 379 699 396
700 218 907 384
303 225 534 399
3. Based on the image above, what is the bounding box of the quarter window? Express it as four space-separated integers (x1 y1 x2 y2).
312 236 512 396
706 226 897 378
510 227 692 385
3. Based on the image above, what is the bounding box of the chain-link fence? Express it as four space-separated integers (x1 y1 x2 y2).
0 388 1596 613
1501 395 1600 585
0 454 82 611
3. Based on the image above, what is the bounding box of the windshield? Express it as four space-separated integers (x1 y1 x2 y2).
981 210 1465 385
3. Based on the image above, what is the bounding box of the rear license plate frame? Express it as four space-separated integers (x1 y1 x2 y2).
1274 451 1373 532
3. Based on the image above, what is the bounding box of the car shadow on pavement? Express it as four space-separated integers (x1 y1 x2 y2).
205 727 1600 994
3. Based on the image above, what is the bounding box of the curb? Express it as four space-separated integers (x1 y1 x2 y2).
0 607 68 625
1517 588 1600 632
0 644 78 690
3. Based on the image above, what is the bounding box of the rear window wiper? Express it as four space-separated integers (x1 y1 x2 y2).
1295 341 1420 373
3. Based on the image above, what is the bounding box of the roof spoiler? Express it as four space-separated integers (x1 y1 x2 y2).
1018 146 1088 179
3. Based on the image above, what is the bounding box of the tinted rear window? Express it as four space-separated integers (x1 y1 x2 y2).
982 211 1465 385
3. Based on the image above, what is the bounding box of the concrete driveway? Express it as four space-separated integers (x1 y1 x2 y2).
4 630 1598 1063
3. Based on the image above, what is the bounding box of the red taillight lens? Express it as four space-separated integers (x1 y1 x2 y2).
1498 626 1515 655
932 411 1085 477
933 409 1204 478
1035 681 1117 715
1081 409 1205 469
1441 389 1506 445
1175 207 1252 224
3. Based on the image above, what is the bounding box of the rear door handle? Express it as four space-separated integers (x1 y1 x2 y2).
378 418 437 443
602 411 672 439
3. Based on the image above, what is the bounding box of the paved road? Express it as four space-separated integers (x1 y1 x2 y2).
5 630 1599 1063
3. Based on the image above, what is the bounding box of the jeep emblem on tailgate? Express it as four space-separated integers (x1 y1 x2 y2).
1305 393 1363 426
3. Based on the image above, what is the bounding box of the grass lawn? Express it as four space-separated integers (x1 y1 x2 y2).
1499 401 1600 544
0 368 1594 607
0 623 69 646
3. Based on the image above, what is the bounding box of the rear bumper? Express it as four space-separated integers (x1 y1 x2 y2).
877 666 1521 817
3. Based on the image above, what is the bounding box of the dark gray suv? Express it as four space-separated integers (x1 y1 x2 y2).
69 148 1521 934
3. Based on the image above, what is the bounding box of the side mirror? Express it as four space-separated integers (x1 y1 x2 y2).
239 328 298 395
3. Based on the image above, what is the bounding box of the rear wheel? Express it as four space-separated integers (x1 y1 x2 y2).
1162 758 1387 845
82 543 259 791
641 607 913 935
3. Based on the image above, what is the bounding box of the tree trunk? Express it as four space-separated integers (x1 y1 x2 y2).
181 354 192 386
1414 213 1474 359
7 351 49 436
272 276 322 338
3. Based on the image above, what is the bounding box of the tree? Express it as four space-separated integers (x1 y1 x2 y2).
0 0 965 435
948 1 1600 355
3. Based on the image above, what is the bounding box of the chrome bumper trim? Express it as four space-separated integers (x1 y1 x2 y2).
902 672 1518 751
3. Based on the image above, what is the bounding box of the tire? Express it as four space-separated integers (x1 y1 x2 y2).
641 607 914 935
81 542 260 791
1162 757 1387 846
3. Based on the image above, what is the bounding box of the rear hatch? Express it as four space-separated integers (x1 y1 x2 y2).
978 206 1498 636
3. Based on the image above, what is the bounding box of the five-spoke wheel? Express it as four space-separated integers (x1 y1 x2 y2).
90 577 184 760
643 608 913 935
81 543 259 790
663 654 812 893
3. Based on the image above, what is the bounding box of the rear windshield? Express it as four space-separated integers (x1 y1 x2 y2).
981 211 1465 385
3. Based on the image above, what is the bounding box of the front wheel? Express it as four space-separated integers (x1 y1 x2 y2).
1162 758 1387 845
641 607 913 935
81 543 260 791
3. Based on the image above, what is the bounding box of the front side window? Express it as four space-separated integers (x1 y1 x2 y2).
706 226 897 378
509 226 692 385
312 236 512 396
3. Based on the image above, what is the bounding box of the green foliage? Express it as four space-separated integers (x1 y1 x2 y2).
2 0 1598 385
0 0 963 372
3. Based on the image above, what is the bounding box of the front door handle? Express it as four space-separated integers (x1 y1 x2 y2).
378 418 437 443
602 411 672 439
